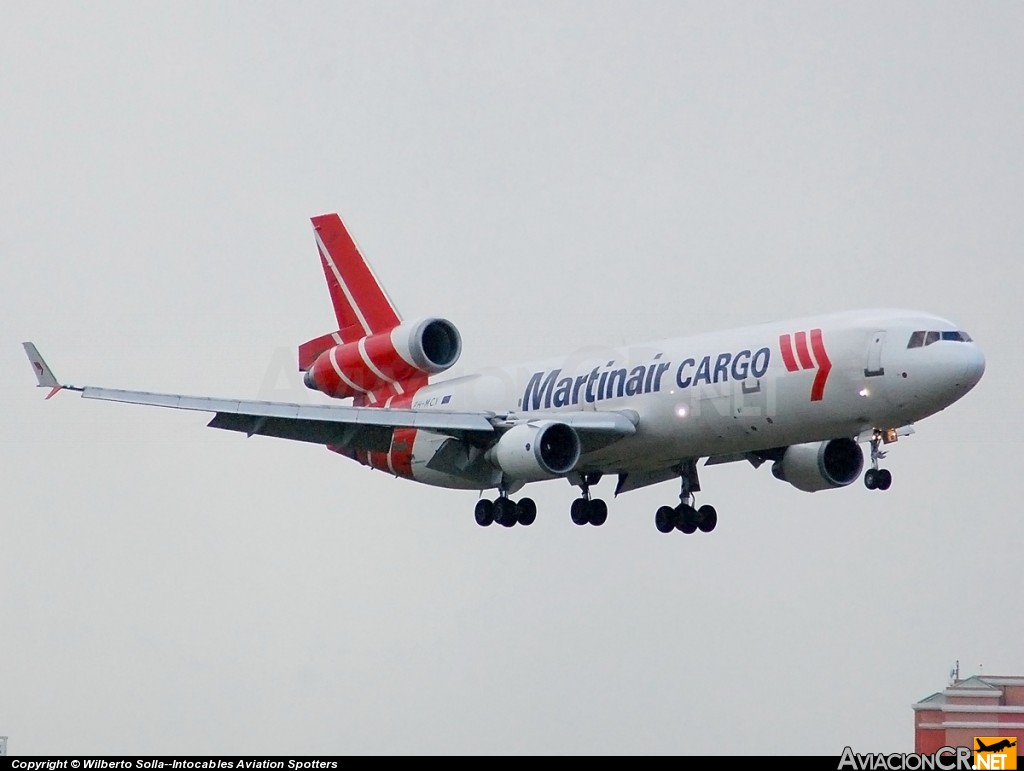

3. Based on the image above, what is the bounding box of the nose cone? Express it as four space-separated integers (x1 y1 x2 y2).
961 344 986 392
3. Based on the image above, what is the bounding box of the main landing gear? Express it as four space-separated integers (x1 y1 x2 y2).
570 473 608 527
474 466 723 533
864 430 893 491
653 461 718 535
474 493 536 527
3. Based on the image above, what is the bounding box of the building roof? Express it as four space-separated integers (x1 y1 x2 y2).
913 691 945 708
913 675 1024 711
953 676 1001 690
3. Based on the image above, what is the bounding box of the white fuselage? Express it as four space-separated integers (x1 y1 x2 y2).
385 309 984 490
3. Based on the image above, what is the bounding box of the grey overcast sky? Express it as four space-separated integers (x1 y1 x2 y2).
2 1 1022 755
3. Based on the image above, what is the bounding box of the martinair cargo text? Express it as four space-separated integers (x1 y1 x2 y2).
24 214 985 533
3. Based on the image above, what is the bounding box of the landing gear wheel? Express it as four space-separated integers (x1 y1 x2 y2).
494 497 517 527
474 499 494 527
516 498 537 526
675 504 698 534
655 506 676 533
697 504 718 533
865 430 894 492
587 499 608 526
570 498 590 526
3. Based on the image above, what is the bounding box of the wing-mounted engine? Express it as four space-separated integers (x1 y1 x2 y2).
302 317 462 400
771 438 864 493
486 421 582 482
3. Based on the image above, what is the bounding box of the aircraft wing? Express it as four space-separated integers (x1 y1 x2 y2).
24 344 635 454
81 386 497 452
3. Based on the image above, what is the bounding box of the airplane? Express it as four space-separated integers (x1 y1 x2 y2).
977 740 1017 753
23 213 986 534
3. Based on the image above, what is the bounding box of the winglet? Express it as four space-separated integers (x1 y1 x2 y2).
22 342 64 399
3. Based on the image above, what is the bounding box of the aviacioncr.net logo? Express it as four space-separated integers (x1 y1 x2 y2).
974 737 1017 770
838 746 973 770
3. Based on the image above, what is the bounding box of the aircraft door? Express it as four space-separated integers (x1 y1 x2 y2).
865 331 886 378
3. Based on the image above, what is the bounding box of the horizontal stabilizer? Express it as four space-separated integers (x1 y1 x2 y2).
298 331 343 372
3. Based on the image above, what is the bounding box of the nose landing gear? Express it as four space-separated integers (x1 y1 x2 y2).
864 429 894 491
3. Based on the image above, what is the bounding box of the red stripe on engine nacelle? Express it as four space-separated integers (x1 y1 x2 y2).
368 378 428 407
306 332 426 399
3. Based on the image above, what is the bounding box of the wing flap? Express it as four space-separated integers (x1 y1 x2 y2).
207 413 393 451
424 437 495 481
704 452 765 468
614 466 681 496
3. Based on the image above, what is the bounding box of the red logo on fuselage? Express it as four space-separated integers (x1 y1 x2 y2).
779 329 831 401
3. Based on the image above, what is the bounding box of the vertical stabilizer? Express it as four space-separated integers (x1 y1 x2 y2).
310 213 401 342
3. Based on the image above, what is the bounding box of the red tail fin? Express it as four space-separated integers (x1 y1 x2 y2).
300 214 402 370
311 213 401 341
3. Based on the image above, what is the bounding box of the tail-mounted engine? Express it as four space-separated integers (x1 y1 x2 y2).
302 317 462 400
486 422 582 482
771 438 864 493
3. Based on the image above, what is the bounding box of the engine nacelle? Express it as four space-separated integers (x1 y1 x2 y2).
487 422 582 482
304 317 462 399
771 438 864 493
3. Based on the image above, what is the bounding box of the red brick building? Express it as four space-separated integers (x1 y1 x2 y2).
914 675 1024 754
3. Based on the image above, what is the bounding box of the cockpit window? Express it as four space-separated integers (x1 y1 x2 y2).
907 331 926 348
942 331 972 342
908 330 973 347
